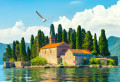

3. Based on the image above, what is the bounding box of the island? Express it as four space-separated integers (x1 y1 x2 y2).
3 24 118 68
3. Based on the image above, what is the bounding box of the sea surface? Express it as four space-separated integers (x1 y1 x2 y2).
0 65 120 82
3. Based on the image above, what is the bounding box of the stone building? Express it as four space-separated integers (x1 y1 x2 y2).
39 32 71 65
61 49 94 65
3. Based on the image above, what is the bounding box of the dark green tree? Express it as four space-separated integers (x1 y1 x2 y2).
20 37 27 61
50 24 55 37
41 31 45 46
3 44 12 61
82 31 93 51
70 32 74 49
27 47 31 61
33 36 38 58
99 29 110 56
81 28 86 45
73 30 76 49
37 30 42 50
30 35 34 59
92 33 99 55
58 24 62 42
55 33 58 43
68 28 73 44
15 40 20 61
76 25 82 49
62 29 68 43
12 41 17 60
45 36 49 45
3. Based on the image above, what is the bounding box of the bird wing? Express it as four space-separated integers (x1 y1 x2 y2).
46 17 54 20
36 11 44 19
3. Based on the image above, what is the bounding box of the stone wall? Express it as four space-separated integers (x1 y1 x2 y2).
39 48 58 65
61 50 75 65
3 61 31 68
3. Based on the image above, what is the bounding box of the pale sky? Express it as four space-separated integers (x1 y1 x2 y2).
0 0 119 43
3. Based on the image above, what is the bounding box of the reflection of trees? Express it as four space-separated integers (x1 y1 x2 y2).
90 68 109 82
3 68 109 82
3 68 27 82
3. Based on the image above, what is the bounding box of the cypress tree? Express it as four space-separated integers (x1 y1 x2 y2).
58 24 62 42
70 32 74 49
81 28 86 45
50 24 55 37
20 37 27 61
3 44 12 61
41 31 45 46
37 30 42 50
93 33 99 55
55 33 58 43
99 29 110 56
15 40 20 61
30 35 34 59
73 30 76 49
82 31 93 51
27 47 31 61
33 36 38 57
12 41 16 60
68 28 73 44
76 25 82 49
45 36 49 45
62 29 68 43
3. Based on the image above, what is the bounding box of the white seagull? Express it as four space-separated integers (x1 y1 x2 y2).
36 11 53 22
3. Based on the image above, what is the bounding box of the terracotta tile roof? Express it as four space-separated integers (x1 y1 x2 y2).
69 49 92 54
40 42 64 49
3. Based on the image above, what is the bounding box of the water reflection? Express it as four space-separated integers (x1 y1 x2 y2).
2 67 110 82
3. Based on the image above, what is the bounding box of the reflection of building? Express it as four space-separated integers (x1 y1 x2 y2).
39 31 94 65
61 49 93 65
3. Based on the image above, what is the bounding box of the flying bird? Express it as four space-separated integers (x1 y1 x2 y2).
36 11 53 22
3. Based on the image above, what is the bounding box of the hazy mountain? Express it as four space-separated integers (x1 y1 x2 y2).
0 43 30 65
108 36 120 58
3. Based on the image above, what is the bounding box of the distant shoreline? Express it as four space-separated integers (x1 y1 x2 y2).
3 65 120 69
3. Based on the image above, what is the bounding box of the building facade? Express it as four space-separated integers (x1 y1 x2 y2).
61 49 94 65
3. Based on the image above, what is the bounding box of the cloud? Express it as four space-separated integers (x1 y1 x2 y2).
70 1 80 5
1 1 120 43
54 0 120 38
0 20 49 43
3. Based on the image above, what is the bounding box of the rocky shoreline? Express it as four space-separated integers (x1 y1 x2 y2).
23 65 120 68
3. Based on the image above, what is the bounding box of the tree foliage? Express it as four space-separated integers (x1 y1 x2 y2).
20 37 27 61
58 24 62 42
76 25 82 49
62 29 68 43
99 29 110 56
82 31 93 51
93 33 99 55
3 44 12 61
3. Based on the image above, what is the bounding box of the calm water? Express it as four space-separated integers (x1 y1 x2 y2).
0 65 120 82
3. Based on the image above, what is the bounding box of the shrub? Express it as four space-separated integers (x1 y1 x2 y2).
31 56 47 66
92 50 98 55
107 58 116 66
89 57 100 64
9 58 15 62
95 58 100 64
89 57 96 64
